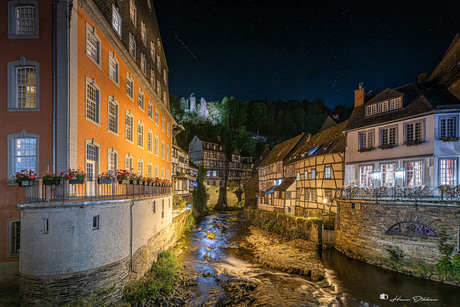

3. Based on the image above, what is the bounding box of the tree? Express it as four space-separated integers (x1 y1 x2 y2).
192 165 208 216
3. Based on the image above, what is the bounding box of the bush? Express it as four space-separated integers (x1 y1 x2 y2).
124 251 180 303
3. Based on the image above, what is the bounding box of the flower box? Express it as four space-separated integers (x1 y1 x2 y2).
441 136 459 142
18 180 34 187
43 179 60 186
358 147 375 152
403 140 423 146
98 179 112 184
69 179 84 185
118 180 129 185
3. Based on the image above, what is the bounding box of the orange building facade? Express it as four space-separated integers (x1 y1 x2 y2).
0 0 174 286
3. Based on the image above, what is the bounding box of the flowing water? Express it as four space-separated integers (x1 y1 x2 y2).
177 212 460 306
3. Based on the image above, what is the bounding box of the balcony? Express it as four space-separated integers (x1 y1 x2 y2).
339 185 460 203
23 180 172 203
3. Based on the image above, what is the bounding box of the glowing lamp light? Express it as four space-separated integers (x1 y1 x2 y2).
323 198 328 204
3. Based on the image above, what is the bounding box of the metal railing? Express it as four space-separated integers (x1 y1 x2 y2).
339 185 460 202
24 180 173 203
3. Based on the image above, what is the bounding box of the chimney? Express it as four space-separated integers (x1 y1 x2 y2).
354 83 365 108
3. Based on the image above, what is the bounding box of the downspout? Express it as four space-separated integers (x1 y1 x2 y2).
52 0 58 173
130 201 137 273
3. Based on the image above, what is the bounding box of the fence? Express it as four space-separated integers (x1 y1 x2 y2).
24 180 173 203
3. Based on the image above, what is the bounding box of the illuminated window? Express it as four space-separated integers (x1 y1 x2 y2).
325 167 331 178
141 53 146 75
406 161 422 187
381 163 396 187
8 133 38 177
150 69 155 88
440 159 457 186
129 0 136 25
129 32 136 59
141 21 146 45
359 165 373 188
8 60 39 110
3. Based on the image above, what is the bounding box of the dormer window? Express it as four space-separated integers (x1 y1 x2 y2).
366 97 402 116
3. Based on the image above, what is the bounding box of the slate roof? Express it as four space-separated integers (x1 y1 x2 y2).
258 133 306 168
285 121 348 165
274 177 296 191
318 116 338 132
345 83 460 131
189 161 198 170
251 147 271 175
196 135 225 146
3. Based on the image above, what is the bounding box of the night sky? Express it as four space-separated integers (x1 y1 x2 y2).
155 0 460 108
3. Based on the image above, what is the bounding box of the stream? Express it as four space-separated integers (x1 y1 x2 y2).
176 211 460 306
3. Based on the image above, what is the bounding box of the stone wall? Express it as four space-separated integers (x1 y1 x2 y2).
336 199 460 268
17 196 191 305
244 208 320 244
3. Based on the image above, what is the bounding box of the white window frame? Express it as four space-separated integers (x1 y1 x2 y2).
405 160 423 187
112 4 122 37
150 41 155 60
129 32 136 59
125 153 133 172
147 129 153 153
85 23 101 67
358 129 374 151
138 87 144 110
389 97 402 110
167 144 170 162
167 123 170 137
108 52 120 86
154 165 159 178
7 131 39 181
325 167 331 179
161 140 165 159
157 54 161 72
154 134 159 156
439 116 458 139
147 162 153 178
126 72 134 101
359 165 373 188
366 104 377 116
381 163 396 187
85 77 101 126
148 101 153 120
107 148 118 175
137 120 144 148
155 108 160 126
125 111 134 143
161 167 165 179
138 158 144 176
107 96 119 135
440 158 457 186
162 116 166 132
404 119 425 143
150 69 155 88
163 68 167 85
8 0 39 38
7 58 40 111
380 126 397 147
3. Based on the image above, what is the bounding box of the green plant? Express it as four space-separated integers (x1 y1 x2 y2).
65 286 116 307
192 165 209 216
14 169 37 183
124 251 180 303
173 191 187 210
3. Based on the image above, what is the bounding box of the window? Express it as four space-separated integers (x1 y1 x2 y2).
154 134 159 155
7 218 21 257
163 69 167 85
129 32 136 58
154 165 159 178
129 0 136 25
311 189 317 202
366 104 377 116
86 143 98 182
141 53 146 75
166 144 170 162
112 4 121 36
167 169 170 180
162 117 166 132
405 120 424 143
8 132 38 179
440 117 457 139
325 167 331 178
150 69 155 88
7 58 39 110
147 129 153 153
137 121 144 148
325 189 333 202
378 101 388 113
359 130 374 150
147 162 152 177
406 161 422 187
163 91 167 105
157 54 161 71
125 111 134 142
138 87 144 110
152 200 156 213
389 97 401 110
157 82 161 95
107 97 119 134
86 24 101 65
167 123 170 137
155 108 160 126
304 171 308 179
311 169 316 179
148 101 153 119
359 165 373 188
8 1 39 38
92 215 100 230
161 167 165 179
141 22 146 45
381 163 396 187
42 218 49 234
125 154 133 171
108 148 118 175
440 159 457 186
108 52 119 84
150 41 155 60
161 140 165 159
126 73 134 100
85 79 100 124
138 159 144 176
296 172 300 180
380 126 396 147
